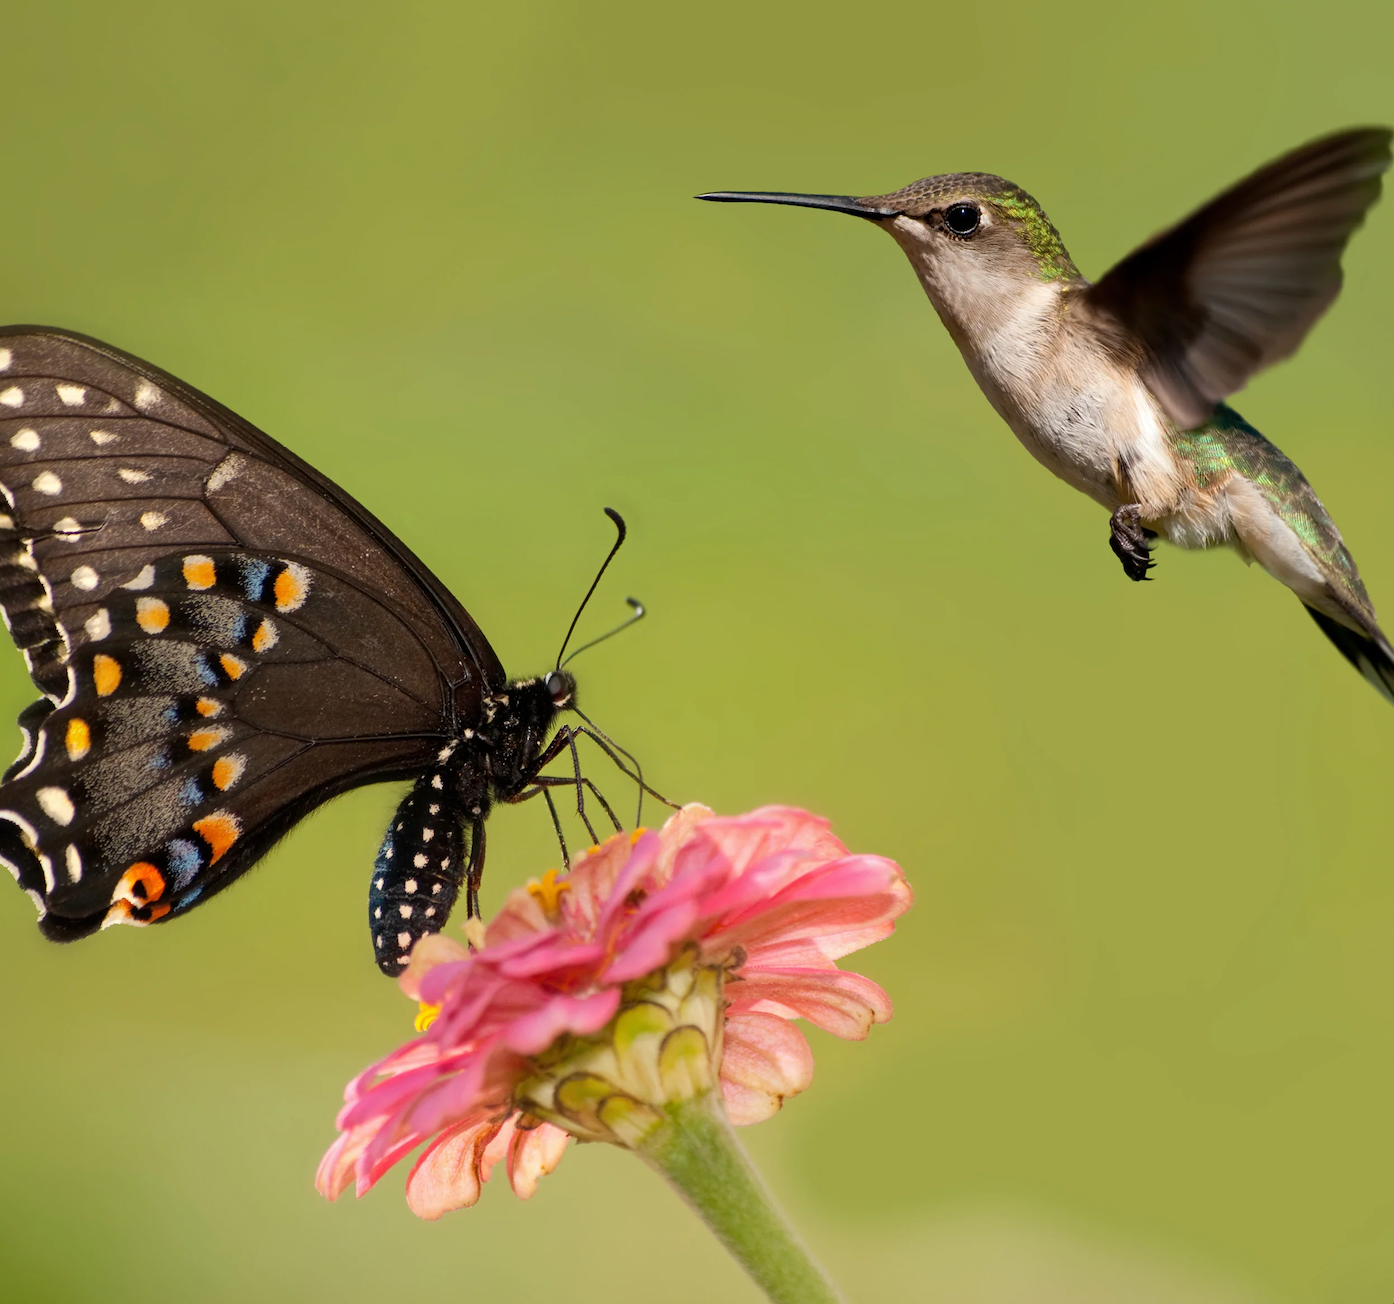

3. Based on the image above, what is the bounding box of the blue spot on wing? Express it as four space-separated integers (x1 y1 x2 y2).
239 558 272 603
165 838 202 889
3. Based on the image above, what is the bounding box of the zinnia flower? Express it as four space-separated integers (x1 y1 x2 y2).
317 803 911 1221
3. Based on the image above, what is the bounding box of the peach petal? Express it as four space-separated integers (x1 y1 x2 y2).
404 1114 504 1220
719 1011 815 1125
728 966 893 1039
507 1122 571 1199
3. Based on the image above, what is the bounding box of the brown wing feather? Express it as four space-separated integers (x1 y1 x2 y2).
1085 128 1392 429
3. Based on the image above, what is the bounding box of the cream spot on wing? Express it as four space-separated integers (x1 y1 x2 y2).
56 384 86 406
134 380 161 409
89 430 118 445
70 565 99 591
9 428 39 451
118 468 151 484
32 471 62 495
205 454 244 492
53 517 83 540
122 565 156 590
0 348 10 370
37 786 75 825
399 904 413 918
0 386 23 407
140 510 169 530
65 843 82 883
396 931 412 948
421 827 435 842
85 608 111 641
404 878 418 893
413 852 428 868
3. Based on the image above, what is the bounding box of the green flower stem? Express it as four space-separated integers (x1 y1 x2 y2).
633 1091 845 1304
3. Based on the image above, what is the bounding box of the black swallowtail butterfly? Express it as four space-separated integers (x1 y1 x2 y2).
0 327 653 974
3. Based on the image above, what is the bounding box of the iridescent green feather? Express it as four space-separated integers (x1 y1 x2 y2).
1170 404 1371 609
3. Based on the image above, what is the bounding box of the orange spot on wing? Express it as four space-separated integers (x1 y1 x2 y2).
65 717 90 760
182 555 216 590
146 903 171 922
219 653 247 680
273 563 309 612
135 596 170 633
113 861 165 905
251 619 277 652
195 697 222 717
211 754 246 791
93 654 121 696
187 727 227 752
194 812 241 863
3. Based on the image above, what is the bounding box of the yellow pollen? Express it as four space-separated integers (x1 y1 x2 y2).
65 717 91 760
415 1003 441 1033
526 867 571 917
93 654 120 696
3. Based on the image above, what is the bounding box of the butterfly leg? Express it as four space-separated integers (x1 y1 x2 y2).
505 782 572 871
1109 505 1157 581
560 726 625 840
572 724 679 824
464 817 486 919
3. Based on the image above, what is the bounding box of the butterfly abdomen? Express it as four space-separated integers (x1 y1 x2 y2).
369 757 484 973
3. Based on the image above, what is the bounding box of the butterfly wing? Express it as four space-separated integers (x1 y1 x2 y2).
0 327 505 939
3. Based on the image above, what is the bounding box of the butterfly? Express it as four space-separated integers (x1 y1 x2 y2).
0 327 652 973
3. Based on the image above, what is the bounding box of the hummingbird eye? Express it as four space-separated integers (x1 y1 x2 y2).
942 203 981 237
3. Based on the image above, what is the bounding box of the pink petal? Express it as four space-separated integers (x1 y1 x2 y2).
601 898 700 982
728 966 893 1039
478 1114 518 1184
720 1012 815 1125
593 831 662 938
558 831 643 936
651 803 716 886
706 860 911 963
398 932 471 1001
502 988 621 1056
316 1122 375 1200
682 808 848 887
507 1122 571 1199
404 1114 506 1220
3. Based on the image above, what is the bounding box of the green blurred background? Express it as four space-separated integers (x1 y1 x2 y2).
2 2 1393 1300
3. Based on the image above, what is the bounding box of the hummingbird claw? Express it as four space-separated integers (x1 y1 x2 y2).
1109 504 1157 582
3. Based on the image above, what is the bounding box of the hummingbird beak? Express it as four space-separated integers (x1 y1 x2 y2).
695 191 897 220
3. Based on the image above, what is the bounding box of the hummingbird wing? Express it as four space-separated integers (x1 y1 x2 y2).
1084 127 1392 430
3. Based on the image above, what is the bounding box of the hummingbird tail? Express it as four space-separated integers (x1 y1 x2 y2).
1305 606 1394 706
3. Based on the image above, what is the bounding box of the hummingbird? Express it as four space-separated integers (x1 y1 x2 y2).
700 129 1394 704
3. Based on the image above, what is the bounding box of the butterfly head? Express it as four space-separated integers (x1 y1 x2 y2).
545 669 576 710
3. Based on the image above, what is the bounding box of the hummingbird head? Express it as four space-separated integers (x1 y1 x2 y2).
698 175 1082 357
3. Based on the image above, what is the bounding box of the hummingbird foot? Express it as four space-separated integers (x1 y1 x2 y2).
1109 505 1157 582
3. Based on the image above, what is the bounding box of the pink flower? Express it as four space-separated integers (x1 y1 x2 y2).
317 804 911 1219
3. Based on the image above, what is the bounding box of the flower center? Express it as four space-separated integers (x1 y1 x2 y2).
526 867 571 920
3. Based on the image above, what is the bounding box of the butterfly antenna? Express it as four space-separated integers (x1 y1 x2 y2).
561 597 646 669
555 507 628 669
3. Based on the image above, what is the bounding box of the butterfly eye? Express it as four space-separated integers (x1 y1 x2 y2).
943 203 981 237
546 671 575 707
